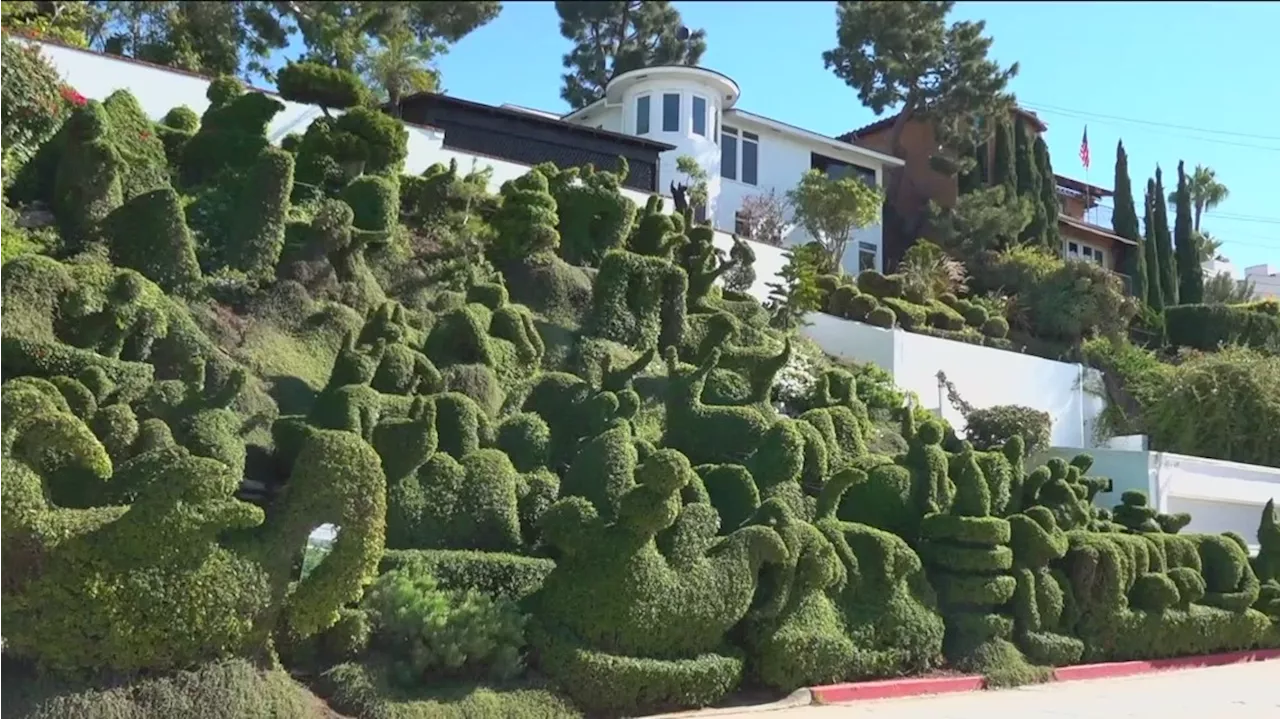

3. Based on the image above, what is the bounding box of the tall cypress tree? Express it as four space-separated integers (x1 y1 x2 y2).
1033 136 1060 249
992 117 1018 202
1152 166 1178 305
1111 140 1144 299
958 140 984 195
1143 179 1164 310
1172 160 1203 304
1015 116 1045 243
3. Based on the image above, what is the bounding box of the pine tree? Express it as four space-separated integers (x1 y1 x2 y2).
992 117 1017 202
1111 141 1144 299
1172 161 1203 304
1033 136 1060 249
957 141 983 195
1143 179 1164 310
1152 166 1177 305
1014 116 1045 243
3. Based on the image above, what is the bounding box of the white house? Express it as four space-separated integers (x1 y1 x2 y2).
556 65 905 274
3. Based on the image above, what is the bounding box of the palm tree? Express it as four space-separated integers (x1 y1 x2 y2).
1194 230 1224 264
359 27 442 117
1167 164 1229 233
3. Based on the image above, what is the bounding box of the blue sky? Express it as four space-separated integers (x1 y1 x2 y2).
282 2 1280 272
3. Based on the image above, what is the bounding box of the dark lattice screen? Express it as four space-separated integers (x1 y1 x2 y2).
442 125 657 192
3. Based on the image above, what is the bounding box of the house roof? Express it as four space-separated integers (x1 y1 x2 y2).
1059 213 1136 246
1054 174 1113 198
724 109 905 167
837 106 1049 142
400 91 675 152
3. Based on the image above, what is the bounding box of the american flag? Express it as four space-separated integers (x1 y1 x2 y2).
1079 126 1090 170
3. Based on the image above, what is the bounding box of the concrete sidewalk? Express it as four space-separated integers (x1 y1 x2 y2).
703 660 1280 719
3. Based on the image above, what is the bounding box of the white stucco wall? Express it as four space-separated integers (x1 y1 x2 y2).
809 312 1107 450
715 113 887 275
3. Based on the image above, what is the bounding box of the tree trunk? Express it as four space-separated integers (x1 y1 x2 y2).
1193 203 1202 233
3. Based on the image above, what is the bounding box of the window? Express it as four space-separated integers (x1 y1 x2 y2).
692 96 707 136
734 210 752 238
742 131 758 185
811 153 877 187
721 130 738 180
1068 241 1079 255
858 242 878 273
663 93 680 132
635 95 650 135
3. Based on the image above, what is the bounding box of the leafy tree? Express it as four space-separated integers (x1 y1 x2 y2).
1032 135 1061 250
927 185 1032 259
736 190 791 246
766 244 825 330
555 1 706 110
1111 140 1145 300
957 140 986 195
1142 179 1164 311
992 118 1017 201
1014 116 1044 244
280 1 501 73
90 1 289 80
1167 163 1229 233
1203 271 1255 304
1 1 101 46
1152 167 1177 305
786 168 883 271
823 0 1018 198
897 240 968 300
1173 161 1203 304
673 154 708 220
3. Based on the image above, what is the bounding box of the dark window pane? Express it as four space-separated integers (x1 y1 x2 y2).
743 131 759 142
663 93 680 132
742 138 758 185
721 133 738 180
636 96 650 135
735 210 751 237
858 244 877 272
692 96 707 136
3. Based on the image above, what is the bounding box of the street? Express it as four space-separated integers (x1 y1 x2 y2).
716 661 1280 719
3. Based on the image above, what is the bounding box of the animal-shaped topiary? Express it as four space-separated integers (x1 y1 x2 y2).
489 168 560 264
663 346 774 466
530 449 788 715
918 449 1037 684
740 498 857 691
814 468 946 679
1253 500 1280 622
677 224 740 312
536 159 637 267
628 196 686 259
1007 506 1084 666
139 359 249 479
587 249 689 350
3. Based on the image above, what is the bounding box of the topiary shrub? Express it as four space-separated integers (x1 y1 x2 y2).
587 250 687 350
1165 303 1280 352
963 405 1051 454
856 270 904 299
489 169 560 264
981 316 1010 339
1 37 71 168
276 62 370 112
881 297 926 330
537 160 637 267
363 559 527 685
865 305 895 329
102 187 202 296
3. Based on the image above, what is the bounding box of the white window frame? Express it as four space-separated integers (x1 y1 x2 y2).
857 241 879 273
634 94 652 136
720 125 759 186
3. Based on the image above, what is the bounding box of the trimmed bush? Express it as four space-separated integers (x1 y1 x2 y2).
1165 303 1280 352
276 62 370 111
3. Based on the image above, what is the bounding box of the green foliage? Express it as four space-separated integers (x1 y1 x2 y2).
1152 167 1178 305
993 118 1017 201
1143 179 1165 311
1014 117 1046 244
490 169 560 264
537 160 637 267
1165 302 1280 352
1112 141 1145 299
766 245 825 330
1032 136 1061 249
277 62 371 111
786 168 883 270
964 405 1051 455
102 188 203 296
364 561 527 685
1 37 70 169
929 185 1033 258
587 250 687 349
723 237 758 293
556 1 706 110
1173 161 1203 305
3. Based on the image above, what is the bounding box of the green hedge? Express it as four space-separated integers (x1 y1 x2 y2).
1165 302 1280 352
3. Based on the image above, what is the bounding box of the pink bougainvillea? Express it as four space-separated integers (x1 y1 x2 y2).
60 85 86 107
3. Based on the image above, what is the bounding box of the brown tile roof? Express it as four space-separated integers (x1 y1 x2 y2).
837 106 1048 142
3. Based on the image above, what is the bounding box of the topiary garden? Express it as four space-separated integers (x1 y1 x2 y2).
3 43 1279 719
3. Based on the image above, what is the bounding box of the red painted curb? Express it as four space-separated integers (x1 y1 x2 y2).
1052 648 1280 682
807 649 1280 704
810 674 985 704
